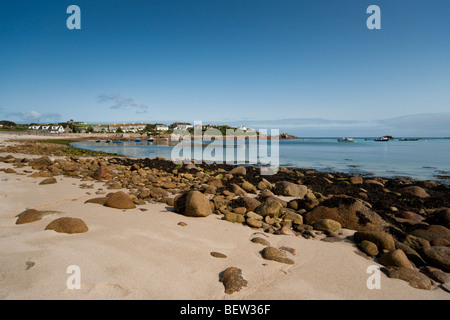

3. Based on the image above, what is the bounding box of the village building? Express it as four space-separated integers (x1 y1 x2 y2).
107 122 147 133
169 122 193 130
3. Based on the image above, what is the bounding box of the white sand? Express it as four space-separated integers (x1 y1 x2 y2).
0 133 449 300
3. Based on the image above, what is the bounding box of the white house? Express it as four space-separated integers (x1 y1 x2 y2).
170 122 193 130
49 125 65 134
155 124 169 131
28 125 70 134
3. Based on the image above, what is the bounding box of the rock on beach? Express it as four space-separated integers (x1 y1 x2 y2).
174 190 212 217
219 267 248 294
45 217 88 234
104 191 137 209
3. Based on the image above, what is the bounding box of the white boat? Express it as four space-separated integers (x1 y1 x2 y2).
147 137 154 142
337 137 354 142
374 136 390 142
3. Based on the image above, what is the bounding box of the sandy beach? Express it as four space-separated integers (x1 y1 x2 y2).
0 133 449 300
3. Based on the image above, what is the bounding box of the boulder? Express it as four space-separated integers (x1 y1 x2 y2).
92 166 113 180
281 210 303 225
304 196 390 232
395 240 427 267
382 267 432 290
358 240 379 257
312 219 342 232
207 177 223 188
29 156 53 169
104 191 137 209
364 179 384 187
261 247 294 264
28 171 53 178
419 266 450 284
147 187 168 199
430 238 450 247
233 207 247 215
353 231 396 253
411 225 450 242
246 218 263 228
241 181 257 194
230 166 246 176
183 191 212 217
255 197 284 218
379 249 414 269
15 209 60 225
398 186 430 198
420 246 450 272
231 197 261 213
45 217 88 234
230 184 247 196
246 211 263 221
219 267 248 295
273 181 308 198
224 211 245 223
402 235 431 251
251 237 270 246
84 197 108 205
398 211 425 222
350 176 364 184
257 181 268 190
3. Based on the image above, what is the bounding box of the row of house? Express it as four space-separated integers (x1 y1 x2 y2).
105 123 147 133
28 125 72 134
27 122 248 134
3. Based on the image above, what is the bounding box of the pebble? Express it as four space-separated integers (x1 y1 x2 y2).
251 237 270 246
210 252 227 258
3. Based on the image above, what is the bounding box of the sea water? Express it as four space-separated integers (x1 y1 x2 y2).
72 138 450 183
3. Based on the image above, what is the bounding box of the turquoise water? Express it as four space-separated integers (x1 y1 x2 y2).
72 138 450 183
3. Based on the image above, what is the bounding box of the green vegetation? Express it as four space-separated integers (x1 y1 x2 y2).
38 139 116 156
37 139 76 145
61 147 113 157
0 120 27 131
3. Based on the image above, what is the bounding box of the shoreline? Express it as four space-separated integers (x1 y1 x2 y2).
0 133 449 300
69 138 450 186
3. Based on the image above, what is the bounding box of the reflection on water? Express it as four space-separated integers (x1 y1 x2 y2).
72 138 450 183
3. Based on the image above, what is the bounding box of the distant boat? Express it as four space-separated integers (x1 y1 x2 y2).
105 140 111 143
147 137 154 142
113 140 122 143
135 138 141 142
399 138 420 141
95 140 100 143
338 137 355 142
374 136 390 142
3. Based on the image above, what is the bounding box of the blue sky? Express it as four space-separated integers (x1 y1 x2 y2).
1 0 450 136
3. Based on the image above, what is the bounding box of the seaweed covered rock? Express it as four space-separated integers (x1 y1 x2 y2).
304 196 390 232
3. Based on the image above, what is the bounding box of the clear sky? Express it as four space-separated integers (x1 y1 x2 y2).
1 0 450 136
